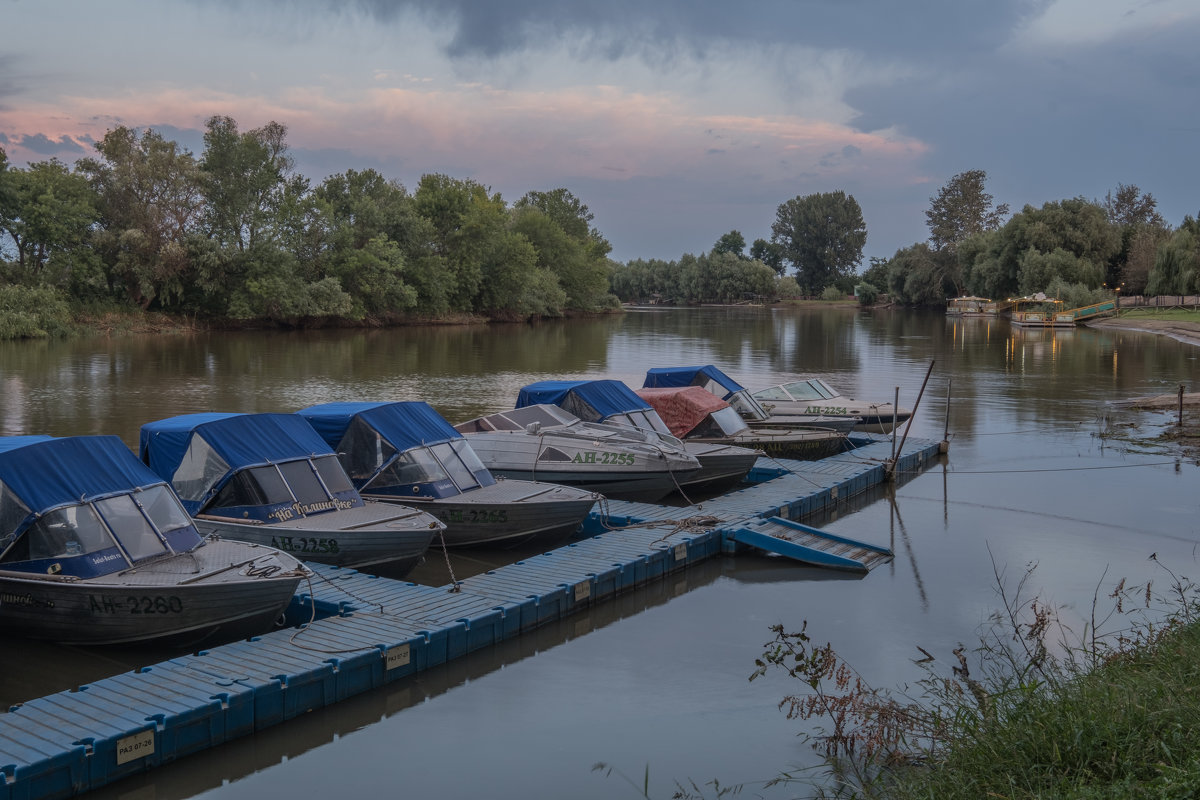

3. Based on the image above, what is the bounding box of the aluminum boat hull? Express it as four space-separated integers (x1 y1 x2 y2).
0 539 304 647
368 479 598 547
194 500 440 573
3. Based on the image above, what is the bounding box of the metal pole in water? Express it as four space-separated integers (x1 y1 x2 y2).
1179 384 1185 427
893 361 936 477
940 378 952 454
889 386 899 474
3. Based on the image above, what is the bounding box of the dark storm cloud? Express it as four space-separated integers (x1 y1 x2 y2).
844 14 1200 224
334 0 1047 62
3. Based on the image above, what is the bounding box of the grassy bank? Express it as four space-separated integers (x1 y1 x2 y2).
751 568 1200 800
1116 307 1200 322
889 620 1200 799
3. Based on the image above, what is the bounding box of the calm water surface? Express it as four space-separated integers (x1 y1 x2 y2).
3 308 1199 799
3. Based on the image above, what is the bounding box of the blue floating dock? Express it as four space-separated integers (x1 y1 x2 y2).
0 434 940 798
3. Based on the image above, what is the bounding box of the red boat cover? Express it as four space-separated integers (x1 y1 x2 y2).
635 386 730 437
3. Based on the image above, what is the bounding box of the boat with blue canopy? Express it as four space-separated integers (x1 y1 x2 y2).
453 403 701 502
139 413 442 573
516 380 761 495
297 402 598 547
643 365 860 433
0 435 306 646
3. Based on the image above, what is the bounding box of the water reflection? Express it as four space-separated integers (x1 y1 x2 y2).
4 309 1200 800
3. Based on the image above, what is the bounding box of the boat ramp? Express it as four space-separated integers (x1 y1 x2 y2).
0 432 941 799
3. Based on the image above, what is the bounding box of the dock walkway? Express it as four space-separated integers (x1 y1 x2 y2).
0 434 940 799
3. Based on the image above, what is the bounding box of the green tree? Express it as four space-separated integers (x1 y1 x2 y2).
1102 183 1165 228
0 159 99 286
514 188 611 259
886 243 956 305
314 169 446 315
1145 230 1200 296
860 256 890 291
413 173 506 311
770 191 866 295
199 116 303 253
713 230 746 257
511 205 614 311
962 198 1118 300
926 170 1008 254
1099 183 1170 291
77 126 204 309
750 238 785 275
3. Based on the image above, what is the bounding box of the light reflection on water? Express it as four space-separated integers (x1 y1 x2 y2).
3 308 1200 799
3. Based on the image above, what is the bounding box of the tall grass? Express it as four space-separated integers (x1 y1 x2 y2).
750 557 1200 799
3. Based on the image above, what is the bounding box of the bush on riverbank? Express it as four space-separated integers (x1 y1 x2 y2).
0 284 74 339
752 563 1200 799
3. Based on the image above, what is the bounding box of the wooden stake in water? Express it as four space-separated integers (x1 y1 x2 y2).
1179 384 1185 428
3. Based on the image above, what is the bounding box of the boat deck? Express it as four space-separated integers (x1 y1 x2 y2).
0 433 941 798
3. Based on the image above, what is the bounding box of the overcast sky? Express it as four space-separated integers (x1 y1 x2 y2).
3 0 1198 263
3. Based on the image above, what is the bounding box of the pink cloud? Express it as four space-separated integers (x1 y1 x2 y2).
1 83 929 194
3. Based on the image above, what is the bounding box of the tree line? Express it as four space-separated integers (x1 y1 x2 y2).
4 115 1196 339
871 171 1200 309
0 117 618 337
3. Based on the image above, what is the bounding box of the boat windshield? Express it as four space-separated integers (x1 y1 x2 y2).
367 440 492 495
0 484 201 568
604 412 685 448
691 407 744 438
773 380 840 402
723 389 770 421
3 503 119 563
209 455 360 516
94 493 171 561
441 440 490 489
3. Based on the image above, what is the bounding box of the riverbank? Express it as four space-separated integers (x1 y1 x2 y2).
1086 313 1200 347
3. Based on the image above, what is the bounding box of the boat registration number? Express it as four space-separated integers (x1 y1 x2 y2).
89 595 185 614
270 536 340 554
804 405 849 415
443 509 508 524
572 451 636 465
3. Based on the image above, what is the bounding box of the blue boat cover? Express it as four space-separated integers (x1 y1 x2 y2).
298 402 461 451
0 435 168 514
516 380 650 423
643 365 745 400
139 412 335 480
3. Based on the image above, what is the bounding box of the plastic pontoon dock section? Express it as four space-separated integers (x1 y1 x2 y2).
0 434 940 799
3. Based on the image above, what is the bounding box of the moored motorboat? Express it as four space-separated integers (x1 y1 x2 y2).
453 404 702 502
139 413 443 573
635 387 848 460
516 379 761 495
297 401 598 547
750 377 911 434
642 365 860 433
0 435 307 647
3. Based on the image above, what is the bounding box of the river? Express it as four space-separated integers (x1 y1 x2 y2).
2 307 1198 799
